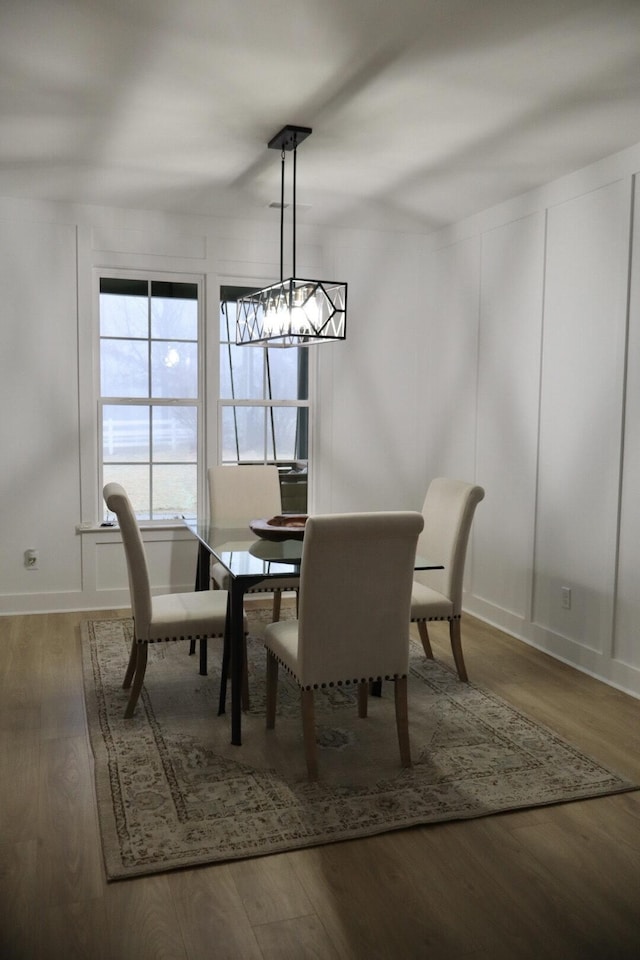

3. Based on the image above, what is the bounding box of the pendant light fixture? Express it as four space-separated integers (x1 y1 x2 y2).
236 125 347 347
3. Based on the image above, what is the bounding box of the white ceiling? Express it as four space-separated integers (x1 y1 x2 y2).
2 0 640 233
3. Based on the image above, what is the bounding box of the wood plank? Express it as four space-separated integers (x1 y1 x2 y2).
289 837 457 959
230 851 315 925
509 804 640 956
0 839 38 960
0 613 43 716
0 735 40 845
39 614 88 741
36 734 104 906
36 897 112 960
170 865 263 960
254 914 341 959
104 874 188 960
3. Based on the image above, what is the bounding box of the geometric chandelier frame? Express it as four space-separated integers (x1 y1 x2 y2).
236 125 347 348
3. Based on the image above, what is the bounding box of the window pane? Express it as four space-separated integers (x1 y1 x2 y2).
153 464 197 518
151 293 197 340
101 339 149 397
103 405 150 463
221 406 266 462
151 341 198 398
272 406 308 461
99 291 148 338
220 343 264 400
219 342 233 398
267 348 307 400
152 407 197 462
103 464 150 519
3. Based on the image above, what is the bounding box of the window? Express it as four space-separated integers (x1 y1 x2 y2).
219 286 309 511
99 276 202 520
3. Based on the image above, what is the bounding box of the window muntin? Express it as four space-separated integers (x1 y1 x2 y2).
99 276 201 520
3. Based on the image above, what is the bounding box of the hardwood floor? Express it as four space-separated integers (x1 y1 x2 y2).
1 608 639 959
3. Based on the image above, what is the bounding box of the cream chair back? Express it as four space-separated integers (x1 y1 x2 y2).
103 481 152 637
208 464 282 528
414 478 485 614
296 511 424 687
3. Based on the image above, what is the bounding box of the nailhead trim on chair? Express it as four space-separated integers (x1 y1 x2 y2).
134 631 226 644
267 650 406 690
244 586 298 593
411 613 461 623
213 585 298 595
303 674 406 691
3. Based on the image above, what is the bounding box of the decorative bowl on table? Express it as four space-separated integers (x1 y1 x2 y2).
249 514 308 541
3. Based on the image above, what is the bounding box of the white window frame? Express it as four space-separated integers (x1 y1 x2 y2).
95 268 206 522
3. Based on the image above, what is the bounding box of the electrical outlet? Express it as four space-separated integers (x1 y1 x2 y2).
24 549 39 570
561 586 571 610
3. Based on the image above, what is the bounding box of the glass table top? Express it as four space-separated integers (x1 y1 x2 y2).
184 520 442 581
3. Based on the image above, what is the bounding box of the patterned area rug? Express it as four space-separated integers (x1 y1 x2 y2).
81 611 636 881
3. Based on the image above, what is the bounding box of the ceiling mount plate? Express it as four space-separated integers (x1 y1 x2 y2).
268 125 312 151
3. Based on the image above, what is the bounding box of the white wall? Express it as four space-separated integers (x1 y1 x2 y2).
425 145 640 698
0 217 82 606
314 230 428 513
614 177 640 683
475 212 545 621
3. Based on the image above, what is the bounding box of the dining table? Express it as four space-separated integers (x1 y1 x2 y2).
183 517 442 746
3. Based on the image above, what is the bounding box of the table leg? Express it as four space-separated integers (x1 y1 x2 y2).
218 593 231 716
193 541 211 674
230 582 246 746
196 541 210 591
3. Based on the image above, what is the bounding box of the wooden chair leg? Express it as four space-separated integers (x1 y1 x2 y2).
272 589 282 621
357 680 368 718
449 619 468 682
265 650 278 729
301 688 318 780
394 676 411 768
124 642 148 718
123 635 138 689
417 621 434 659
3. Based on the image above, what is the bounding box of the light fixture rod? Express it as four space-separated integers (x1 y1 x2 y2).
279 150 285 282
292 145 297 278
269 126 310 282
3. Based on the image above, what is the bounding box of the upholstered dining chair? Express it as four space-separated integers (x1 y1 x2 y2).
104 482 241 719
410 477 485 682
208 464 300 621
263 511 424 780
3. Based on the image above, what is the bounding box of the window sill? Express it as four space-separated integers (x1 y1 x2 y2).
76 520 191 534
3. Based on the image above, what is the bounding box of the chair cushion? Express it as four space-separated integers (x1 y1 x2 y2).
410 581 454 621
146 590 230 641
263 619 300 675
